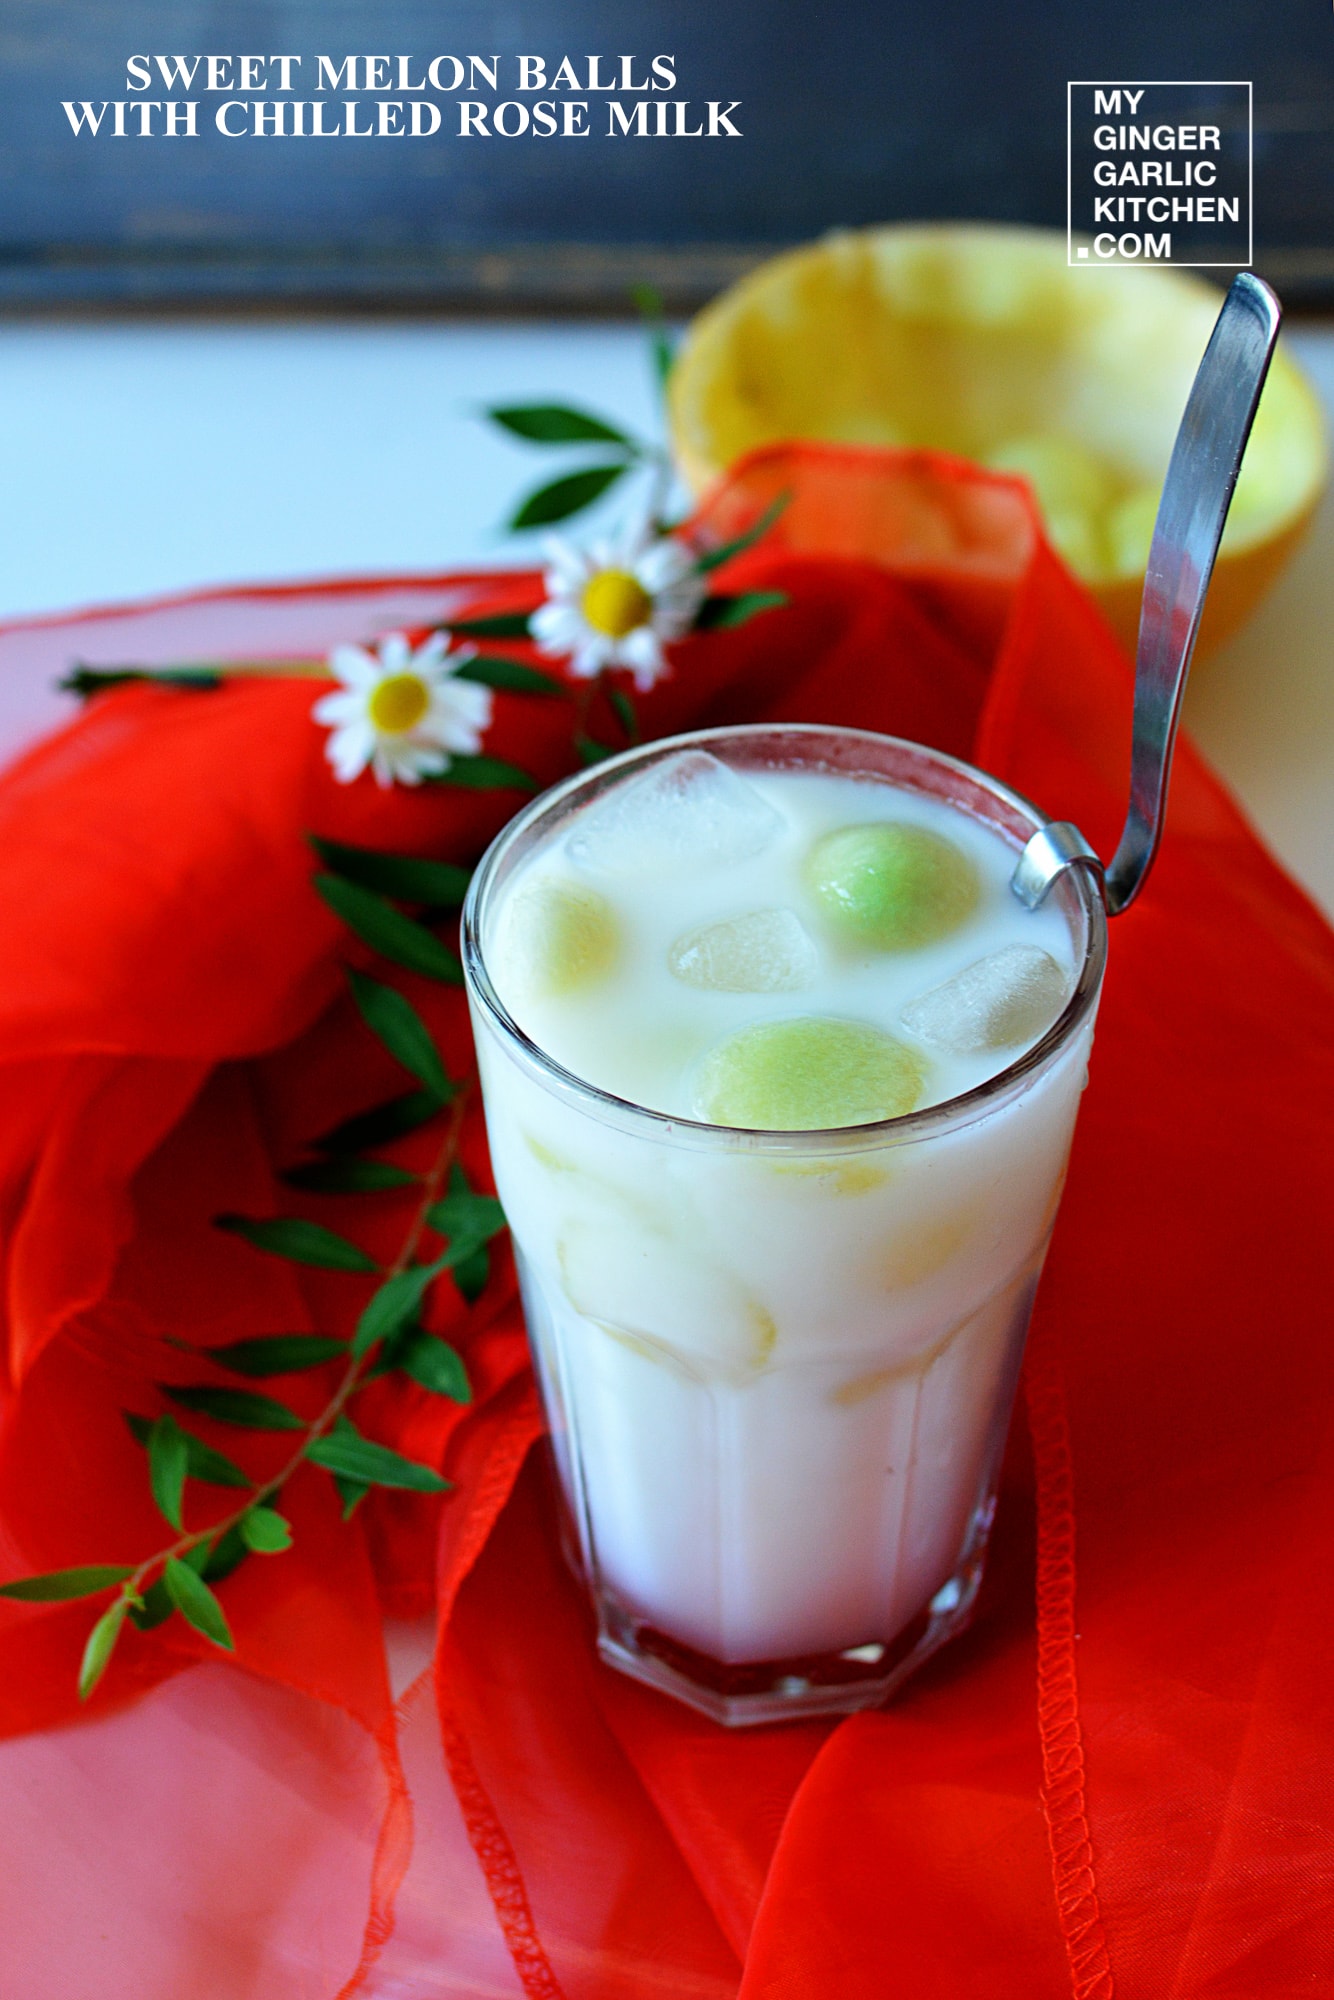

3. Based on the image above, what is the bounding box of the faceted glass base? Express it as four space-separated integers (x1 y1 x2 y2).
592 1542 988 1726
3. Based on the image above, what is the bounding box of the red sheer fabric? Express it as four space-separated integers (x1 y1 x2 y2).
0 445 1331 1996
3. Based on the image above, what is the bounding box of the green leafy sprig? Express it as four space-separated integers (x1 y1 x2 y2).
486 402 660 532
17 326 803 1696
485 284 679 534
59 658 330 699
0 836 506 1699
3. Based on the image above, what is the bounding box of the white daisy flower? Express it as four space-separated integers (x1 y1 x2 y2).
313 631 493 789
530 517 707 691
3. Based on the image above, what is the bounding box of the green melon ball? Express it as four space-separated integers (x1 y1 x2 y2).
804 822 980 951
497 877 620 1001
693 1016 927 1130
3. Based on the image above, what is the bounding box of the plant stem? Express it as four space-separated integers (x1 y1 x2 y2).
124 1086 471 1602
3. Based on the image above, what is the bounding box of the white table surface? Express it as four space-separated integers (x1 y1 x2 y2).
0 316 1330 917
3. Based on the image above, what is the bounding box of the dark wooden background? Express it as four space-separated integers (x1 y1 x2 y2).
2 0 1331 311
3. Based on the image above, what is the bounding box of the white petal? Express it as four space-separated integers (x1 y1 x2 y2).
325 721 373 782
611 513 659 567
538 576 578 617
444 680 495 730
635 536 695 593
436 640 476 680
328 644 378 690
650 584 706 641
531 601 587 655
412 631 451 672
542 532 584 568
394 737 449 784
377 633 411 674
542 539 590 592
422 692 490 755
569 633 618 678
312 689 364 726
620 627 665 674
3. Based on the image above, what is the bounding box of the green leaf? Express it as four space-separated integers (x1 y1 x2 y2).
427 1168 504 1306
487 402 635 447
132 1533 247 1628
61 664 223 699
147 1415 190 1531
61 665 140 697
128 1578 173 1632
430 754 537 793
629 281 665 317
630 283 675 390
347 969 451 1100
693 590 789 632
426 1167 507 1251
0 1565 133 1603
650 333 674 392
440 612 534 641
306 1415 450 1493
313 875 463 984
240 1507 292 1554
163 1557 234 1650
161 1385 305 1431
606 685 640 743
693 493 791 574
351 1261 445 1358
576 733 615 767
333 1475 370 1520
452 1242 490 1305
308 836 471 908
215 1212 380 1272
282 1156 419 1195
199 1523 250 1585
452 656 563 697
509 462 628 531
206 1335 347 1378
124 1411 249 1488
396 1327 472 1403
78 1597 129 1700
313 1089 448 1157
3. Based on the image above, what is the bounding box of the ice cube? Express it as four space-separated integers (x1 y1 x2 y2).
804 822 980 951
899 944 1068 1054
693 1016 926 1130
668 907 818 993
492 876 620 1003
567 751 784 877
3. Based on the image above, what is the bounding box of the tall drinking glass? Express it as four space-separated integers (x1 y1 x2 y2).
463 726 1106 1725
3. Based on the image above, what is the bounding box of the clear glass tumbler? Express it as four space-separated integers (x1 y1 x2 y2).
462 726 1107 1725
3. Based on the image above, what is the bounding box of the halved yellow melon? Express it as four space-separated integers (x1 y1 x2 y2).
668 225 1327 655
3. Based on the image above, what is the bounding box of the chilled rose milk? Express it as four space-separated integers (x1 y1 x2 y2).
469 749 1091 1667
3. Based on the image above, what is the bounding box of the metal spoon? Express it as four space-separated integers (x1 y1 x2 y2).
1012 270 1283 915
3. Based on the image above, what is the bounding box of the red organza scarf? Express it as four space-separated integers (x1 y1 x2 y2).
0 446 1331 1999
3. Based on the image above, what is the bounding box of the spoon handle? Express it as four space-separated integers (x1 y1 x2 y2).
1103 271 1282 914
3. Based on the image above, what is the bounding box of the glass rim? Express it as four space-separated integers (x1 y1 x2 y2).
461 723 1108 1155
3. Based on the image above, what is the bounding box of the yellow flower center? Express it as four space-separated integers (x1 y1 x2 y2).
368 672 431 734
580 568 653 639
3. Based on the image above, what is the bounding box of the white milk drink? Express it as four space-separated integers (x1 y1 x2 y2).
464 727 1103 1722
